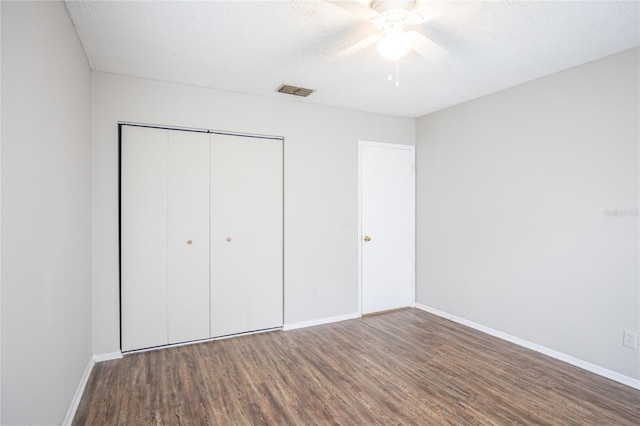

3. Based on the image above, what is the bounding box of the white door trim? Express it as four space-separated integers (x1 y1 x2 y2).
358 140 416 316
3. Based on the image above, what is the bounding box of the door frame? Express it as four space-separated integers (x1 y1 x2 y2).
357 140 416 316
118 122 284 351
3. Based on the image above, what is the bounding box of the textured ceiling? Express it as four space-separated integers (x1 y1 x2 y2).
65 0 640 118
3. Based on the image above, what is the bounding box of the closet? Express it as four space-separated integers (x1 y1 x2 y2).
120 125 283 352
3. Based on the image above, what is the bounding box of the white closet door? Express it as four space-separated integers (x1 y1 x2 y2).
167 131 210 343
121 126 168 351
210 134 283 337
246 138 283 331
210 136 248 336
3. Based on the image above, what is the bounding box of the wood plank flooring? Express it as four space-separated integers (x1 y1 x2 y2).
73 309 640 425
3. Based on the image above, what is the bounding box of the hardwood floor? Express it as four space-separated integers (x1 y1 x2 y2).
74 309 640 425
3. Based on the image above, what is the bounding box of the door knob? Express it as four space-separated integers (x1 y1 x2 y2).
187 240 193 245
226 237 232 242
364 235 371 242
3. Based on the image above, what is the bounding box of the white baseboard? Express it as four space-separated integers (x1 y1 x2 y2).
415 304 640 390
283 312 360 331
61 351 123 424
93 351 123 362
62 357 95 426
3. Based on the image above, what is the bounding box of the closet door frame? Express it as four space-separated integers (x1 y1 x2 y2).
119 125 170 351
118 123 284 352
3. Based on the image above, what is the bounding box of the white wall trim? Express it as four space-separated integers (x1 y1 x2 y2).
62 357 95 426
283 312 360 331
93 351 123 363
415 304 640 390
357 141 363 316
119 121 283 141
61 352 123 424
123 328 283 355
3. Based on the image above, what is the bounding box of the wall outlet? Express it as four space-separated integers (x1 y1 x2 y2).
311 288 319 299
623 330 637 349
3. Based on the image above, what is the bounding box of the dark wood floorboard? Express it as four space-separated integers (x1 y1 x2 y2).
73 309 640 425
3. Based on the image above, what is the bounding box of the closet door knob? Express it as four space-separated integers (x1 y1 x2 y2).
364 235 371 242
187 240 193 245
226 237 232 242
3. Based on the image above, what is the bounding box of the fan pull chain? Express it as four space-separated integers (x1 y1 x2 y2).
387 61 400 87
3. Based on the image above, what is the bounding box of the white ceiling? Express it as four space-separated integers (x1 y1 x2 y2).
65 0 640 118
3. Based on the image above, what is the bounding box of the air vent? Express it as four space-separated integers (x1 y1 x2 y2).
277 84 314 97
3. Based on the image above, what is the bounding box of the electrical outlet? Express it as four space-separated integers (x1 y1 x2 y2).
312 288 319 299
623 330 637 349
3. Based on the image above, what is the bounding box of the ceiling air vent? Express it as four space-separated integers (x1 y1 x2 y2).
277 84 314 97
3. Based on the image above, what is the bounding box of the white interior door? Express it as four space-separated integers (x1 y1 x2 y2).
360 141 415 314
167 130 210 344
121 126 169 351
210 134 283 337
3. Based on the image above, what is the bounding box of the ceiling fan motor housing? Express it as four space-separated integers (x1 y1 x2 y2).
371 0 415 15
371 0 420 32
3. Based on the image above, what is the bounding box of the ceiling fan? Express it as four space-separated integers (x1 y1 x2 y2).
330 0 466 62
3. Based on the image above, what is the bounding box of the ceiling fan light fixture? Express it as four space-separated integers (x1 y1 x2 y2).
377 31 411 60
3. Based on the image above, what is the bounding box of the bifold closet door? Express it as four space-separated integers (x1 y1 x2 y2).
210 134 283 337
167 130 210 344
121 126 210 351
121 126 168 351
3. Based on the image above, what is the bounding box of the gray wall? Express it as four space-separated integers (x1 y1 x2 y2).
91 72 414 355
1 1 93 424
416 47 639 379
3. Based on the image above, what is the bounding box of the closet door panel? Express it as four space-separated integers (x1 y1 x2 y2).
210 134 283 337
210 136 249 336
246 139 283 330
167 131 211 344
121 126 168 351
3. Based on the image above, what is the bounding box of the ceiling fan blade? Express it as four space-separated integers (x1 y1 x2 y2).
327 1 381 21
408 31 449 62
334 33 381 60
409 1 472 24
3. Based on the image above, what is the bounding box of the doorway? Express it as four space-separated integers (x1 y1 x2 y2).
358 141 415 315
